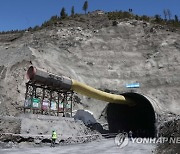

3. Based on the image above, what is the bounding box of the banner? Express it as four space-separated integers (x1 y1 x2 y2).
24 98 31 108
42 99 50 110
51 101 57 110
32 98 40 108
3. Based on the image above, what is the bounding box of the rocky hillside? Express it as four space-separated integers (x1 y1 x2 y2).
0 13 180 119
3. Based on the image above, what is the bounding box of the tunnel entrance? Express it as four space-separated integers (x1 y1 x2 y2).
106 92 156 137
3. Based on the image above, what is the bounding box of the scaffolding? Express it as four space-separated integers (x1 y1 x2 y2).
24 81 74 117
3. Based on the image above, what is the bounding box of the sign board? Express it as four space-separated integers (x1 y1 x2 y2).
32 98 40 108
66 103 71 109
59 102 63 108
24 98 31 108
51 101 57 110
126 83 140 88
42 99 50 110
58 102 63 112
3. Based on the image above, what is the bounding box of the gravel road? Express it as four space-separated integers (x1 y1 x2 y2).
0 138 155 154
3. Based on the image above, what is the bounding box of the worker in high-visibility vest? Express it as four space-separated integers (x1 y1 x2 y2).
51 130 57 147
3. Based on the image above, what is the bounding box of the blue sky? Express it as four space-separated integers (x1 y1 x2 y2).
0 0 179 32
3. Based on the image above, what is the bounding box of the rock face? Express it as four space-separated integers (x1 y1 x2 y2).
0 18 180 119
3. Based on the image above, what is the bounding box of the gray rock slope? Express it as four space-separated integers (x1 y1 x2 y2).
0 19 180 118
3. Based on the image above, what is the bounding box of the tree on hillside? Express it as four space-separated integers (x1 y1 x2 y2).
163 9 168 20
128 9 133 13
60 7 67 19
83 1 88 14
154 14 161 23
174 15 179 23
167 9 172 20
71 6 75 16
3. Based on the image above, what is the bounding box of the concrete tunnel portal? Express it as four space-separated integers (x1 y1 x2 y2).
106 92 156 137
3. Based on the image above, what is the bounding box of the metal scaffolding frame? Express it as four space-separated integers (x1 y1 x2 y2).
24 81 74 117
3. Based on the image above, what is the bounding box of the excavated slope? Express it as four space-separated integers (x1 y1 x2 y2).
0 19 180 119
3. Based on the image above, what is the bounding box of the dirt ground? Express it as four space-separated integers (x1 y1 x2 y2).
0 138 156 154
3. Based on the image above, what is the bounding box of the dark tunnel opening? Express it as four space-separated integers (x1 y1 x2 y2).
106 92 156 138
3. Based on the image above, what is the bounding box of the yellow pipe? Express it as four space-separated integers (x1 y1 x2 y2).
27 66 134 106
71 79 133 105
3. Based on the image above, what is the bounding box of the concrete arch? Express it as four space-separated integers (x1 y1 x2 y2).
138 93 167 115
106 92 157 137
